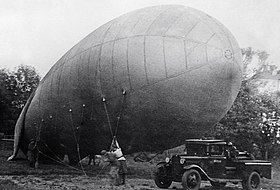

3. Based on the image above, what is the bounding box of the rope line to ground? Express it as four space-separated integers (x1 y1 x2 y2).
38 146 100 175
69 109 87 176
40 142 106 176
37 149 83 173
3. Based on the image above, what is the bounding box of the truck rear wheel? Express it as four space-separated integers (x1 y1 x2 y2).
242 171 261 190
154 166 172 188
182 169 201 190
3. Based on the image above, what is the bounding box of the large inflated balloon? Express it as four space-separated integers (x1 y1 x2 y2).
10 5 242 163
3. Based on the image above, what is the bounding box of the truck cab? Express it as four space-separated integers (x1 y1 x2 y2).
154 139 271 190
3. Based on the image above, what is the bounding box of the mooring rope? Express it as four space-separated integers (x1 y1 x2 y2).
114 89 126 137
102 97 114 138
69 108 87 176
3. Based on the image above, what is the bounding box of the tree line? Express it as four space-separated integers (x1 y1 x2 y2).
209 47 280 160
0 65 40 134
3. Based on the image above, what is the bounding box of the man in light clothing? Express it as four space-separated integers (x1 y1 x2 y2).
101 149 120 186
111 138 128 185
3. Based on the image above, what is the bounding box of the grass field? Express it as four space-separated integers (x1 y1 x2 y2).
0 142 280 190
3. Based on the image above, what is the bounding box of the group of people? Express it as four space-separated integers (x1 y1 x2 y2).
26 137 128 186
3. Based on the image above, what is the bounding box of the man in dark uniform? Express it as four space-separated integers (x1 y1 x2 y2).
27 140 38 168
226 142 238 159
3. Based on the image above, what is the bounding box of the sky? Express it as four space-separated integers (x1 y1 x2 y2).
0 0 279 77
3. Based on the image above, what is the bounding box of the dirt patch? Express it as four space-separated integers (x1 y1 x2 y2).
0 175 236 190
1 174 278 190
0 170 279 189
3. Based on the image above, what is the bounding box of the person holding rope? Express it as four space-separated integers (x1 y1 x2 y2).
101 137 127 186
101 90 128 185
101 149 120 186
111 137 128 185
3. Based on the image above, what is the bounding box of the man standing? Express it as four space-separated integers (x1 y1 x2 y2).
101 149 120 186
27 140 38 168
111 138 128 185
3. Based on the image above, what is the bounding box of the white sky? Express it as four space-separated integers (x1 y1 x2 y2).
0 0 279 77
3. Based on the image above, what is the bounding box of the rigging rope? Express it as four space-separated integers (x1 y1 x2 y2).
34 89 128 176
114 89 126 137
40 143 85 172
39 142 107 176
102 89 127 140
102 97 114 137
35 141 105 176
80 104 85 125
37 149 96 175
69 108 87 176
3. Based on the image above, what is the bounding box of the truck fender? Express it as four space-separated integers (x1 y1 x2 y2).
183 164 214 182
156 161 168 166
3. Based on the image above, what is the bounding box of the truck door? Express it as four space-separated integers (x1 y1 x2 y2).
208 144 226 178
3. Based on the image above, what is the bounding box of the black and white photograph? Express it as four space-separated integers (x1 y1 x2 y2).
0 0 279 189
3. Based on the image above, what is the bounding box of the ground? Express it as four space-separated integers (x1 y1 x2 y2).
0 143 280 190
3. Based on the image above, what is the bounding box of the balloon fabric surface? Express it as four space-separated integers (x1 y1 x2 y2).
10 5 242 164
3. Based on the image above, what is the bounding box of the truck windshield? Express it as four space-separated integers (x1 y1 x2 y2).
209 145 224 156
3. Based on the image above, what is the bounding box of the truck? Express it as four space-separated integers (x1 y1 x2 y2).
154 139 271 190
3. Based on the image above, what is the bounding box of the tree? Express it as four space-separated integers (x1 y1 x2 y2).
208 48 280 159
241 47 255 78
0 65 40 134
241 47 270 80
0 69 13 133
209 81 280 159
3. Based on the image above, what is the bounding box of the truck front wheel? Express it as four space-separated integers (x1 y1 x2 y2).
242 171 261 190
182 169 201 190
154 167 172 188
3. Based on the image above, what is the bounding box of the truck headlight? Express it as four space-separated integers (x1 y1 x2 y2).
165 157 170 163
180 158 185 164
